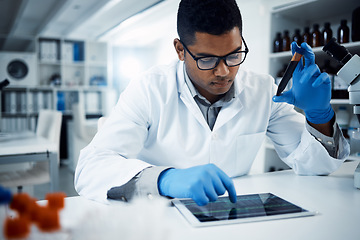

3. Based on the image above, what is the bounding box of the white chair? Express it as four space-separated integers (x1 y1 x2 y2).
69 103 97 172
72 103 97 142
0 109 62 189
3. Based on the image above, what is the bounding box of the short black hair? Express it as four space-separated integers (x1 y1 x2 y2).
177 0 243 45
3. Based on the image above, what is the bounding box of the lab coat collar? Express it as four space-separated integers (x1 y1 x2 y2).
176 61 244 131
183 64 235 105
177 61 210 130
176 61 244 100
215 71 245 130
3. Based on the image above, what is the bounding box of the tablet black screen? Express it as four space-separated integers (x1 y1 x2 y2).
179 193 307 222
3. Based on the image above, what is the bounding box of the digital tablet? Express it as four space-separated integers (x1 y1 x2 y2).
172 193 316 227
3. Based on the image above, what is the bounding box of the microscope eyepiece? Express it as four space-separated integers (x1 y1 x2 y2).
323 38 352 65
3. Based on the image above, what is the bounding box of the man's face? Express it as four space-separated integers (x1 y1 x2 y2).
174 27 243 103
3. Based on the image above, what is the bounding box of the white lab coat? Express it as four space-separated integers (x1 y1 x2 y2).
75 61 349 203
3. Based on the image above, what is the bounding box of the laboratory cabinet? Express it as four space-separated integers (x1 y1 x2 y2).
38 38 108 87
1 35 116 162
0 86 109 132
261 0 360 173
1 37 111 131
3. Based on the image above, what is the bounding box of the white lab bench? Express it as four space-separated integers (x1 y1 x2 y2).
7 161 358 240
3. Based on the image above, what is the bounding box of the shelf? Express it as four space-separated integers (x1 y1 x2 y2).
271 0 356 22
37 38 109 87
265 0 360 173
39 61 62 66
331 99 350 104
62 62 85 67
87 62 107 67
2 113 29 118
270 41 360 59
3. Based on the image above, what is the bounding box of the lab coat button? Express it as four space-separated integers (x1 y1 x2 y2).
147 193 153 200
326 141 333 145
317 137 323 142
212 132 218 140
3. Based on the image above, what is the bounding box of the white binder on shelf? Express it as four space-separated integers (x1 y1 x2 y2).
10 92 16 114
40 41 47 61
21 92 27 113
37 91 44 111
27 91 34 114
63 42 73 63
85 92 100 114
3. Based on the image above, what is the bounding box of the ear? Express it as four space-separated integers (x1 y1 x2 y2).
173 38 184 61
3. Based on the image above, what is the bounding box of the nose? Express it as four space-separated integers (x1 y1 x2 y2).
214 59 229 77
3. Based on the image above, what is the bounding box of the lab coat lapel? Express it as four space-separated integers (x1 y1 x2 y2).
213 97 243 131
176 62 210 130
213 78 244 131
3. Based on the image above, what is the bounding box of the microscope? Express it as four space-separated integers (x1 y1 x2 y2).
323 38 360 189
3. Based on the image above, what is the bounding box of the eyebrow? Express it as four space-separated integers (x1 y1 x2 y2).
195 45 243 58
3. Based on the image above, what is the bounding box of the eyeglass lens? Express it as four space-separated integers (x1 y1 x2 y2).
197 52 246 70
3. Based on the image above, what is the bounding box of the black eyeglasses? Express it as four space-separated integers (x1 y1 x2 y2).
180 36 249 70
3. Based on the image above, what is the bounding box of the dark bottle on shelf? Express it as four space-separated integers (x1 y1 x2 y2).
352 6 360 42
311 24 321 47
338 19 350 44
273 32 282 52
292 29 302 45
274 32 282 52
302 27 311 45
282 30 291 51
322 22 333 45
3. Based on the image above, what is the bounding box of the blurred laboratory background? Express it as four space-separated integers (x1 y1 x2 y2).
0 0 359 199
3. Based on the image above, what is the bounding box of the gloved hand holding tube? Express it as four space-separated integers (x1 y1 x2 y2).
158 163 237 206
273 42 334 124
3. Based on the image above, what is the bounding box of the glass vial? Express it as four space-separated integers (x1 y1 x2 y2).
275 64 290 91
322 22 333 45
302 27 311 45
352 6 360 42
282 30 291 51
338 19 350 44
273 32 282 52
311 24 321 47
292 29 302 45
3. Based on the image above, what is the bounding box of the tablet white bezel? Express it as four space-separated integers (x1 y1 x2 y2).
171 193 317 227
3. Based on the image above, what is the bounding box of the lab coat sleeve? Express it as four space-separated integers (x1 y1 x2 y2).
305 119 339 158
267 84 350 176
74 75 156 204
107 166 172 201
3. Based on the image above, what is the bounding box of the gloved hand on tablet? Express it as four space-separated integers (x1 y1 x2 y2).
158 163 237 206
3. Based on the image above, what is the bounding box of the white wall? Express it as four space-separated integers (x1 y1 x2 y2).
110 0 297 93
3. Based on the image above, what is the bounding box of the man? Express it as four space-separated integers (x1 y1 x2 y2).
75 0 349 205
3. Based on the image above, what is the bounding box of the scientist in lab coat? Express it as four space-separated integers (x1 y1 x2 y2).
75 0 350 205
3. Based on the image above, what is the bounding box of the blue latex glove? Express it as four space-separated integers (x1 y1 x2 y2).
273 42 334 124
158 164 237 206
0 185 12 204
